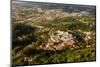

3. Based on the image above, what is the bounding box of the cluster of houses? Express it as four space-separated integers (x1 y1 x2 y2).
50 30 73 43
40 30 84 51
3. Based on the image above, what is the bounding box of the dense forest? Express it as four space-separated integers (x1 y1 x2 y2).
12 1 96 66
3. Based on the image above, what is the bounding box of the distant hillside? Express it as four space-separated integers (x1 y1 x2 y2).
12 1 96 15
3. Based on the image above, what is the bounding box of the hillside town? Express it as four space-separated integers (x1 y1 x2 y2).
40 30 85 51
